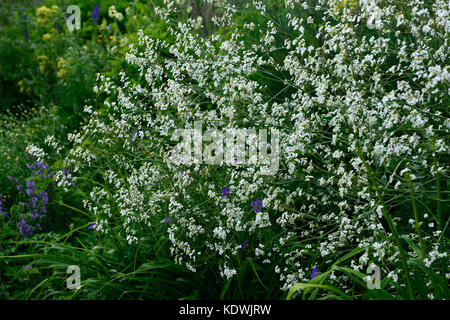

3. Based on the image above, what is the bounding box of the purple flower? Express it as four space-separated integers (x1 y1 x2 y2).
0 203 8 216
220 187 230 198
40 206 47 214
240 239 248 250
18 218 33 238
88 224 95 230
62 168 69 176
23 265 32 271
8 176 17 183
21 14 29 41
40 191 48 203
30 196 38 208
31 209 40 221
311 265 319 279
0 195 8 217
164 216 171 224
251 199 263 212
36 162 48 170
26 179 35 189
92 5 100 24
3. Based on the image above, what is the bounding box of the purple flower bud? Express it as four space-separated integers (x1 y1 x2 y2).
251 199 263 212
26 179 35 189
21 14 29 41
92 5 100 24
18 218 33 238
311 265 319 279
40 191 48 203
220 187 230 198
31 209 40 220
36 162 48 170
240 239 248 250
30 196 38 208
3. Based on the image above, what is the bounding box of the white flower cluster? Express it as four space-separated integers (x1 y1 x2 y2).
57 0 449 293
26 144 46 162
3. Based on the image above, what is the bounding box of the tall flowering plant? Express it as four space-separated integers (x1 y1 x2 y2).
6 156 53 238
42 0 449 298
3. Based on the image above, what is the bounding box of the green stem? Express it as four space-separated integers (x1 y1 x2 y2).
357 145 414 299
434 150 443 230
436 176 442 229
405 173 426 259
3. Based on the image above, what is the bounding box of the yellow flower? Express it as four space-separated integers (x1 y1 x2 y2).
18 80 24 93
51 5 59 14
36 6 53 26
37 55 55 74
57 57 67 69
334 0 359 13
18 79 32 95
42 33 52 42
57 68 67 79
